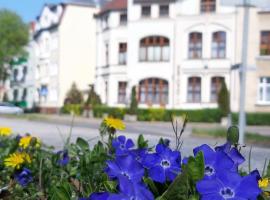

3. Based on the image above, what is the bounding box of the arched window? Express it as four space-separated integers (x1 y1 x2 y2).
189 32 202 59
139 78 168 105
212 31 226 58
139 36 170 62
187 77 201 102
201 0 216 13
210 77 224 102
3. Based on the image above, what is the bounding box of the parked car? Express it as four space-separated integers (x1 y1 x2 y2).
0 102 24 114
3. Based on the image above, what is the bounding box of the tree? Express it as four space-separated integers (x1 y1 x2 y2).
0 9 29 98
218 80 230 117
128 86 138 115
85 85 101 107
64 83 84 105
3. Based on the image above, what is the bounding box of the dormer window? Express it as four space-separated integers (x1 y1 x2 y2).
201 0 216 13
142 6 151 18
120 13 127 26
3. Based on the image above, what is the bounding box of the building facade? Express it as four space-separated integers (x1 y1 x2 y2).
95 0 235 109
33 1 98 113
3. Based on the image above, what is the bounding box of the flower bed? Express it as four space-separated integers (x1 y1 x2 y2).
0 120 269 200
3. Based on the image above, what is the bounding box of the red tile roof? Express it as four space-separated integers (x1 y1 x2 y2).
99 0 127 15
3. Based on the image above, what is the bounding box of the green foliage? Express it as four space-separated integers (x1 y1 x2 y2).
232 112 270 126
267 160 270 177
64 83 84 105
127 86 138 115
217 80 230 117
157 152 204 200
0 9 29 80
61 104 83 116
227 126 239 145
137 134 148 149
85 85 101 107
93 106 222 122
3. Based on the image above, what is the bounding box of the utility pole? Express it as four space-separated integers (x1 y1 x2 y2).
238 0 250 145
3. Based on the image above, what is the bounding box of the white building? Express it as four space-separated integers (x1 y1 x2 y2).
95 0 241 110
33 1 98 113
8 23 36 110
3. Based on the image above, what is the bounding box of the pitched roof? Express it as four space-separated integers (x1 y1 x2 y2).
99 0 127 15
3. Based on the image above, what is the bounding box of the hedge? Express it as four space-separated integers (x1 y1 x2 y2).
92 106 223 122
232 112 270 126
61 104 83 116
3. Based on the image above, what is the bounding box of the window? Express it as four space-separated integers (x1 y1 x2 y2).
22 88 27 101
120 13 127 25
212 31 226 58
118 82 127 103
13 90 18 101
210 77 224 102
13 69 18 82
142 6 151 18
105 43 109 66
189 32 202 59
22 66 27 82
119 43 127 65
201 0 216 13
258 77 270 103
139 36 170 62
103 15 109 29
139 78 168 105
187 77 201 102
260 31 270 56
159 5 169 17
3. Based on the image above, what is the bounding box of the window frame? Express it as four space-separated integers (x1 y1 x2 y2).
159 5 169 17
201 0 216 13
187 77 201 103
139 36 170 62
141 6 151 18
212 31 226 59
118 43 127 65
188 32 203 59
118 81 127 104
139 78 168 106
210 77 224 102
260 31 270 56
258 77 270 104
119 13 127 26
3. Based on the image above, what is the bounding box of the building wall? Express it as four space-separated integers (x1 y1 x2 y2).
58 5 98 108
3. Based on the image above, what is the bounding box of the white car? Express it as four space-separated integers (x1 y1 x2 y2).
0 102 24 115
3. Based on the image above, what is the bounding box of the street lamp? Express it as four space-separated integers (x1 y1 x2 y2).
221 0 270 144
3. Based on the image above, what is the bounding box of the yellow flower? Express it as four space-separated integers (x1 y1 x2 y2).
104 117 125 130
0 127 12 136
19 136 41 149
259 178 269 188
4 152 31 169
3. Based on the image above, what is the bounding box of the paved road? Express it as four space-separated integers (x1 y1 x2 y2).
0 116 269 172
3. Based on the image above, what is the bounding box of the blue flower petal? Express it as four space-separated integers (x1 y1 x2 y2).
149 165 166 183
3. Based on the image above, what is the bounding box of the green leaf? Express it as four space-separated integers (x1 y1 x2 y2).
227 126 239 145
76 137 89 151
143 177 160 197
137 134 148 148
103 181 117 192
187 151 205 182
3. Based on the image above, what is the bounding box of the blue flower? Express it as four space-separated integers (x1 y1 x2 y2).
194 144 234 179
57 150 70 166
142 144 181 183
106 154 144 183
215 142 245 170
196 170 262 200
128 148 147 163
107 176 154 200
112 136 134 155
89 192 110 200
14 168 33 187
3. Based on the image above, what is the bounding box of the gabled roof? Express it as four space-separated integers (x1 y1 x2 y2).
98 0 127 15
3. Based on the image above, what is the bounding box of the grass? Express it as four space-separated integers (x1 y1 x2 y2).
192 128 270 147
0 113 49 121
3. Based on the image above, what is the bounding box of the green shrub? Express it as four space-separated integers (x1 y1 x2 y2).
61 104 83 116
218 80 230 117
232 112 270 126
93 106 222 122
64 82 83 105
127 86 138 115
